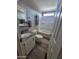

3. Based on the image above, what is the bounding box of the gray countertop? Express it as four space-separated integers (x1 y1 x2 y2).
21 32 36 42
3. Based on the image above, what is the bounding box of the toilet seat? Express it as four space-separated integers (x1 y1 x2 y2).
35 34 43 39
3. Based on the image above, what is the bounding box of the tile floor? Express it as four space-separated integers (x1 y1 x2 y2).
26 39 49 59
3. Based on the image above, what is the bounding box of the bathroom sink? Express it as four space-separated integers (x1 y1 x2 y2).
21 32 32 39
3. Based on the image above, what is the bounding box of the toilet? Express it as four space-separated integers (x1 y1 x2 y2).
35 34 43 44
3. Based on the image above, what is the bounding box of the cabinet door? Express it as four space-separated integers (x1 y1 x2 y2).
20 43 26 56
24 37 35 55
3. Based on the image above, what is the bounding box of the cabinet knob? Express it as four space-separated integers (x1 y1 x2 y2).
23 43 25 46
33 39 34 40
20 38 22 42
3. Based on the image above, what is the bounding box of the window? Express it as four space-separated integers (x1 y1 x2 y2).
43 13 54 16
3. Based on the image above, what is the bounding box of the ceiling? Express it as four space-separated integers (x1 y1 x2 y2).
18 0 57 12
33 0 57 12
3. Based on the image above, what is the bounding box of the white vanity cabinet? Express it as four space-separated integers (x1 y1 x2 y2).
22 35 35 55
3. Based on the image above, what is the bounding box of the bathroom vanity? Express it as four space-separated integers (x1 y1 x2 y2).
20 32 36 55
17 18 36 57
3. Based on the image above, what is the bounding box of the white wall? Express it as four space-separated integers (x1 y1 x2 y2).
26 7 41 28
17 1 27 21
17 0 42 29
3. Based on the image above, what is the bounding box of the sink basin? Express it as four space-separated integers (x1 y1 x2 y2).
21 32 32 39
